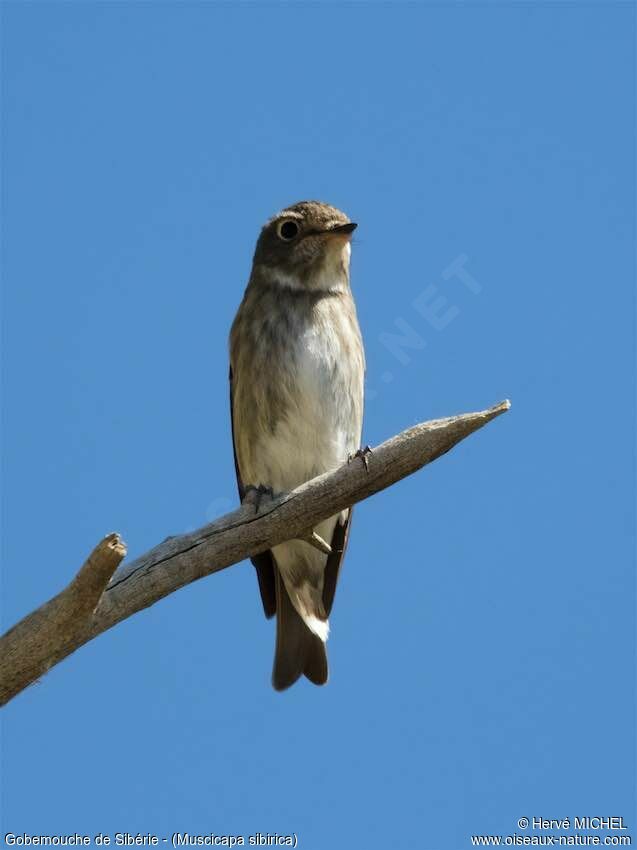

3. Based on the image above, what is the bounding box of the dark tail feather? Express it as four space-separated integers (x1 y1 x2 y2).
272 569 328 691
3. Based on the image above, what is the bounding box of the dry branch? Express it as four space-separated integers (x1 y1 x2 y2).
0 400 510 706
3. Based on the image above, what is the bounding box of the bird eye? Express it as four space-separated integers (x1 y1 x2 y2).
277 220 299 241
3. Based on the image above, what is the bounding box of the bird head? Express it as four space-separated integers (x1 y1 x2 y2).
251 201 357 292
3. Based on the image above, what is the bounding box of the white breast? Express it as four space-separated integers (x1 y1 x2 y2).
253 309 360 493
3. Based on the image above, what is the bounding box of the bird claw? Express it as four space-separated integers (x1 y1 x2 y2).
348 445 372 471
243 484 275 514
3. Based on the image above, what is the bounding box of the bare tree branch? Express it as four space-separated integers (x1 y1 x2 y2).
0 533 127 706
0 400 510 706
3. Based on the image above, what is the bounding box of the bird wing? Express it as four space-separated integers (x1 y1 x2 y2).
322 507 354 617
229 365 277 618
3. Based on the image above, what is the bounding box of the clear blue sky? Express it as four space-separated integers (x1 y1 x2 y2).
1 3 635 848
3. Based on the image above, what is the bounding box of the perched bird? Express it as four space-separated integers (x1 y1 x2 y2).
229 200 365 690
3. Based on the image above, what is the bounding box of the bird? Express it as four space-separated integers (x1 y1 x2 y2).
229 200 365 690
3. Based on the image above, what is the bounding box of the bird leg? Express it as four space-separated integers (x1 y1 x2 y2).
242 484 275 514
348 445 372 471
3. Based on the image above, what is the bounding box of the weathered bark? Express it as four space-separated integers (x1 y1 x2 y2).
0 400 510 706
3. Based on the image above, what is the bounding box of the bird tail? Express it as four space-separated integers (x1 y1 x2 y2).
272 568 328 691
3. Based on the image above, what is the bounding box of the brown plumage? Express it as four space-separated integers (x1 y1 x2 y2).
229 201 365 690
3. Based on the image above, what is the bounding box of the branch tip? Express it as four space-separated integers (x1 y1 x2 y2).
71 533 127 604
491 399 511 415
103 532 127 559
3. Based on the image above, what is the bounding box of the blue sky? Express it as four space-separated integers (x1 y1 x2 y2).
1 2 634 848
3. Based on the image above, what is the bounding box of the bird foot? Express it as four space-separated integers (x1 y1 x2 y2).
242 484 275 514
348 445 372 471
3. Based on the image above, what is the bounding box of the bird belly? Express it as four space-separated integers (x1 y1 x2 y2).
232 297 363 642
251 323 359 493
249 324 357 641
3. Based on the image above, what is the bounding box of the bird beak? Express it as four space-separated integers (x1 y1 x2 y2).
327 222 357 239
